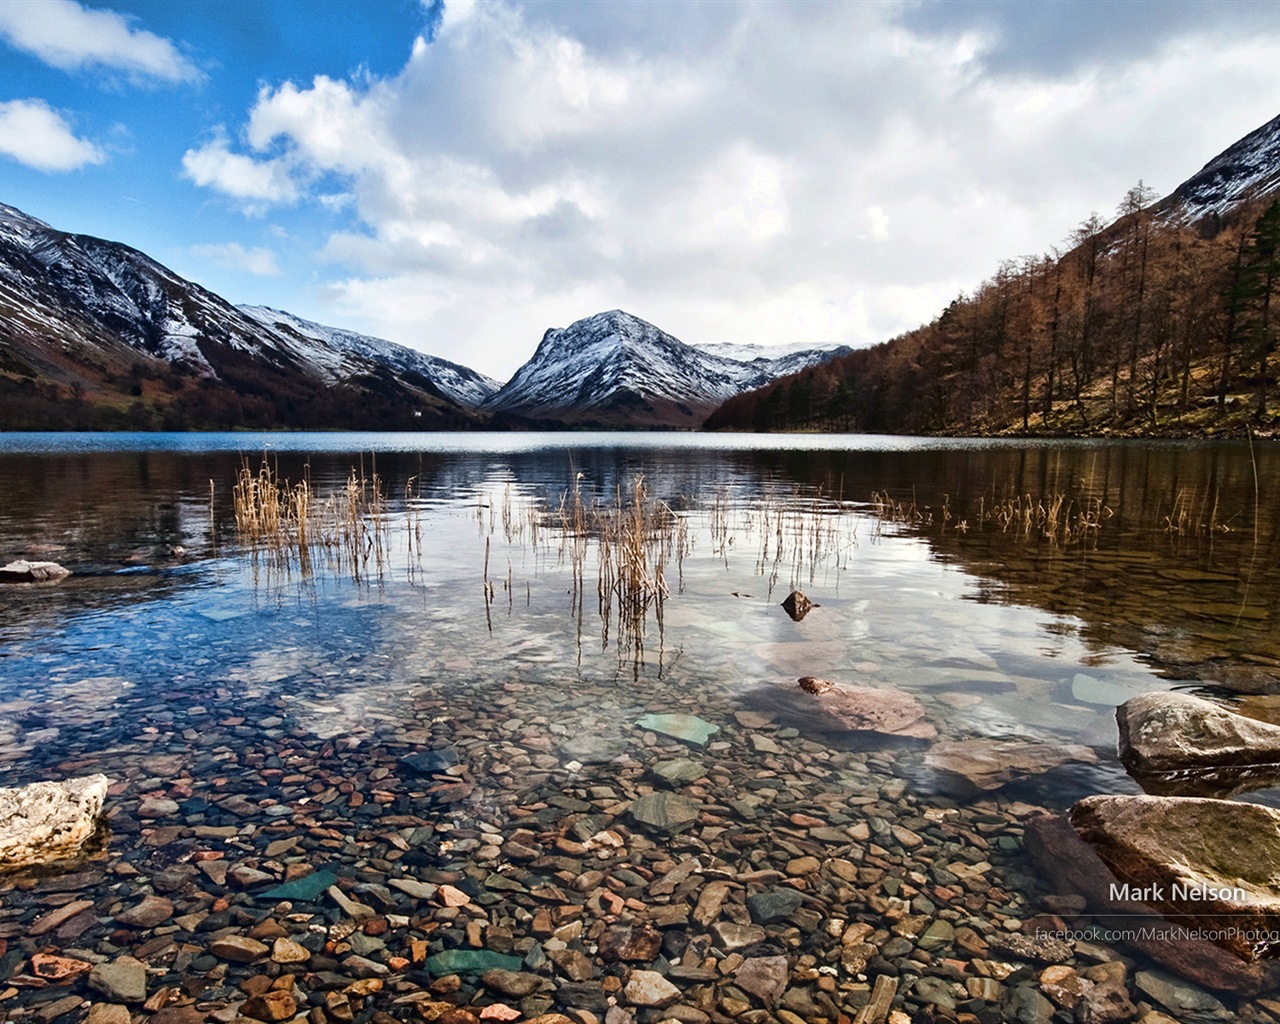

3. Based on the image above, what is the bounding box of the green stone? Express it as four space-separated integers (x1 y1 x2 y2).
423 949 523 977
635 713 720 746
255 869 339 902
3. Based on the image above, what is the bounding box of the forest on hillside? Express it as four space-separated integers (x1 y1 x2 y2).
706 186 1280 436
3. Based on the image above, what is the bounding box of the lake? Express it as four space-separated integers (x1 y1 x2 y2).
0 431 1276 1021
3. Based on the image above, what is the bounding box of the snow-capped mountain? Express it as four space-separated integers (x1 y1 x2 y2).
0 201 484 429
1164 112 1280 223
483 309 848 427
697 340 854 379
239 306 500 408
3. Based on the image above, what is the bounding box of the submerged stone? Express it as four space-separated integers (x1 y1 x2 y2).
423 949 523 977
635 713 720 746
628 792 701 833
400 747 459 775
255 868 339 901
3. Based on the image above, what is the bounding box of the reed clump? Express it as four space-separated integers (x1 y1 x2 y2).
870 487 1112 546
230 458 390 579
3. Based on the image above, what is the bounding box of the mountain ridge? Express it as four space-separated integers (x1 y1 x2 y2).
483 309 850 428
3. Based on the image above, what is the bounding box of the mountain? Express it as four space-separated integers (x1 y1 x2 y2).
239 306 500 408
707 111 1280 437
1164 112 1280 225
0 201 483 430
482 309 849 428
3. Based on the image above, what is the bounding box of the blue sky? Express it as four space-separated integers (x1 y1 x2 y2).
3 0 1280 380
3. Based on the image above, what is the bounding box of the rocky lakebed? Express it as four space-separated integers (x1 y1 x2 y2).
4 654 1280 1024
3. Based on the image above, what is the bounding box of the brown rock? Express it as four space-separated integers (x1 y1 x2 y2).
116 894 174 928
242 990 297 1023
734 955 789 1003
1025 812 1272 994
924 740 1096 797
1070 794 1280 963
209 935 270 964
781 591 814 621
599 922 663 963
806 683 936 740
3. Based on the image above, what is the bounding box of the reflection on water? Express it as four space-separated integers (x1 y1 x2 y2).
1 432 1278 1014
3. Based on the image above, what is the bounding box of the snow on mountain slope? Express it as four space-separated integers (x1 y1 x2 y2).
240 306 500 408
483 310 847 426
0 200 482 428
1165 112 1280 222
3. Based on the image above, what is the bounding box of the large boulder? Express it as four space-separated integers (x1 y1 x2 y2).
1068 795 1280 963
0 559 71 583
1118 691 1280 773
0 774 110 871
1025 811 1277 995
923 739 1095 797
797 680 936 740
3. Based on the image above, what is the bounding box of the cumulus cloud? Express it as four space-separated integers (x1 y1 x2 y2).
189 242 282 277
182 130 301 208
0 0 201 84
0 98 105 171
183 0 1280 379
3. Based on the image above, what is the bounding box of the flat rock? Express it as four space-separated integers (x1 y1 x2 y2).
635 713 720 746
256 868 338 901
629 792 701 833
747 887 803 924
1134 969 1232 1024
208 935 270 963
712 921 767 951
88 959 147 1004
924 740 1096 797
0 774 110 870
1118 691 1280 773
0 559 70 582
115 894 174 928
802 683 936 740
734 955 789 1003
1025 812 1272 994
424 949 523 977
624 969 680 1008
599 921 662 963
1070 795 1280 963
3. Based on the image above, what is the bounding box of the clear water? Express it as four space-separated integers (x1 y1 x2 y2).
0 431 1276 1011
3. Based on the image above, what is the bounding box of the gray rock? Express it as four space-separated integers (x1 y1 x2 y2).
1000 985 1055 1024
88 959 147 1004
712 921 767 951
1118 690 1280 773
0 774 110 871
629 792 700 833
0 559 71 582
1134 969 1231 1023
746 887 803 924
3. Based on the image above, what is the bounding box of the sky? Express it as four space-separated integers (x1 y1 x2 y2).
3 0 1280 382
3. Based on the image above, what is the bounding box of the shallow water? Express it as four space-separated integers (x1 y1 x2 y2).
1 431 1277 1020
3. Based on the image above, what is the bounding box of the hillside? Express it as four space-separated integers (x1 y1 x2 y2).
707 114 1280 438
0 203 481 431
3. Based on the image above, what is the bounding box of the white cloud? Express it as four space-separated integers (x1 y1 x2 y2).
0 0 200 84
189 242 282 277
182 130 301 208
184 1 1280 380
0 98 105 171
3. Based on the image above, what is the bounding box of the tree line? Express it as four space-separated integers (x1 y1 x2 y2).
707 186 1280 435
